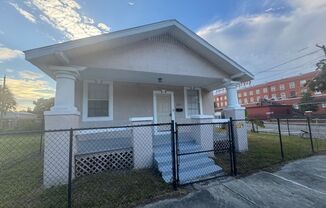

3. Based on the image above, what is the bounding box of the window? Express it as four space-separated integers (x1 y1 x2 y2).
256 96 261 102
216 97 219 102
263 88 268 93
289 82 295 89
280 92 286 99
224 96 227 100
290 91 296 98
238 93 242 98
83 81 113 121
315 91 322 95
256 89 260 94
293 104 299 109
244 98 248 104
250 97 254 103
216 102 220 107
301 89 307 94
185 88 202 117
271 86 276 92
280 84 285 90
243 92 247 96
225 101 227 106
249 91 253 96
300 80 306 87
322 103 326 108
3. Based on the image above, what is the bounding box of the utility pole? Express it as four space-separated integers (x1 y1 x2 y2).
316 44 326 58
2 75 6 88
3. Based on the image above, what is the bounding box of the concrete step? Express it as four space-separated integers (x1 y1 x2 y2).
154 142 201 157
154 141 223 184
159 157 216 175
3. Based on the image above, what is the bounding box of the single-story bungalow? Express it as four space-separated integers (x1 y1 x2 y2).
25 20 253 186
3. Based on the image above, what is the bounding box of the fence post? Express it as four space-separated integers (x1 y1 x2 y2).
68 128 73 208
227 120 234 175
286 119 290 136
229 117 237 176
307 117 315 153
175 122 180 184
170 120 177 190
277 118 284 161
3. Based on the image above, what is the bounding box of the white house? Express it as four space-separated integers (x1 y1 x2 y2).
25 20 253 186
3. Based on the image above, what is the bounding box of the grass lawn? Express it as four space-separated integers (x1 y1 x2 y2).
0 133 185 208
215 132 326 175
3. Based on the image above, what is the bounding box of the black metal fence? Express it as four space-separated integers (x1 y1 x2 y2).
0 117 325 207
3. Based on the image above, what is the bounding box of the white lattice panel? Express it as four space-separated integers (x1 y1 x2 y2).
75 148 133 177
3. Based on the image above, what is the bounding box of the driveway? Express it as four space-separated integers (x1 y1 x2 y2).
141 155 326 208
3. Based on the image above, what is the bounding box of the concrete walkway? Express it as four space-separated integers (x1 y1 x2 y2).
141 155 326 208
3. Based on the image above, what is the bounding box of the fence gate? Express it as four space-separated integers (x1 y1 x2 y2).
173 121 235 185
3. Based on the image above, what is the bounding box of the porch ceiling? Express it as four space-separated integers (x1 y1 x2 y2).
80 68 224 90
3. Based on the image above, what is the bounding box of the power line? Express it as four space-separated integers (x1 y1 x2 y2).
253 57 321 82
254 49 322 75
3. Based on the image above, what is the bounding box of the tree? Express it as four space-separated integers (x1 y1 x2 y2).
0 85 16 118
32 97 54 116
299 92 318 112
307 59 326 93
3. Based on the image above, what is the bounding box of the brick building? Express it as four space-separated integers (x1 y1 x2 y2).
215 71 326 118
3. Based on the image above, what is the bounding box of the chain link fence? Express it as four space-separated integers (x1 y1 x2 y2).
175 121 234 185
1 117 326 207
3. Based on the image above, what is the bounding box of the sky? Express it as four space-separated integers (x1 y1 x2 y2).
0 0 325 111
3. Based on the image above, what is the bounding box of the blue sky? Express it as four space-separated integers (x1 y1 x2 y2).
0 0 325 110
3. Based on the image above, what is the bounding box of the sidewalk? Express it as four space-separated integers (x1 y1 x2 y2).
141 155 326 208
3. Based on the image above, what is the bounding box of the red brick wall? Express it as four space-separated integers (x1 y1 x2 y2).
214 71 326 114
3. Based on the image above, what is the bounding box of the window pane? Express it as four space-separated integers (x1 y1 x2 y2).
88 100 109 117
187 89 200 116
88 83 109 100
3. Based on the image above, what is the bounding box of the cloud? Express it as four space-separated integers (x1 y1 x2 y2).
197 0 326 84
97 23 110 32
2 77 54 111
0 47 23 62
9 2 36 23
5 68 14 73
18 70 43 80
128 2 135 6
22 0 111 40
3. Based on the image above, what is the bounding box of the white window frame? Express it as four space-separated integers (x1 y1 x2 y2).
263 88 268 93
289 82 295 89
280 84 285 90
82 80 113 122
184 87 203 118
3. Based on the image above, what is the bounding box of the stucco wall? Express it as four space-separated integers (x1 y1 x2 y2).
70 34 228 79
75 81 214 128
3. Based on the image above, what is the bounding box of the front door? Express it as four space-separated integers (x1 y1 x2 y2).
154 91 174 131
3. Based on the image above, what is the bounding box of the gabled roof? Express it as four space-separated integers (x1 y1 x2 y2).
24 20 254 81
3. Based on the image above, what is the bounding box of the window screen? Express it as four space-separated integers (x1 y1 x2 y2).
87 83 109 117
187 89 200 116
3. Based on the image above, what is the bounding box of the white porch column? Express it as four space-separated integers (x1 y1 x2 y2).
223 81 248 152
43 66 82 187
190 115 215 157
130 117 154 169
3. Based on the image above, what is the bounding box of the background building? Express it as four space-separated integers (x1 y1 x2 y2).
215 71 326 118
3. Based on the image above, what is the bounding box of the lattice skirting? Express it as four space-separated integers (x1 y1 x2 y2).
75 148 133 177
